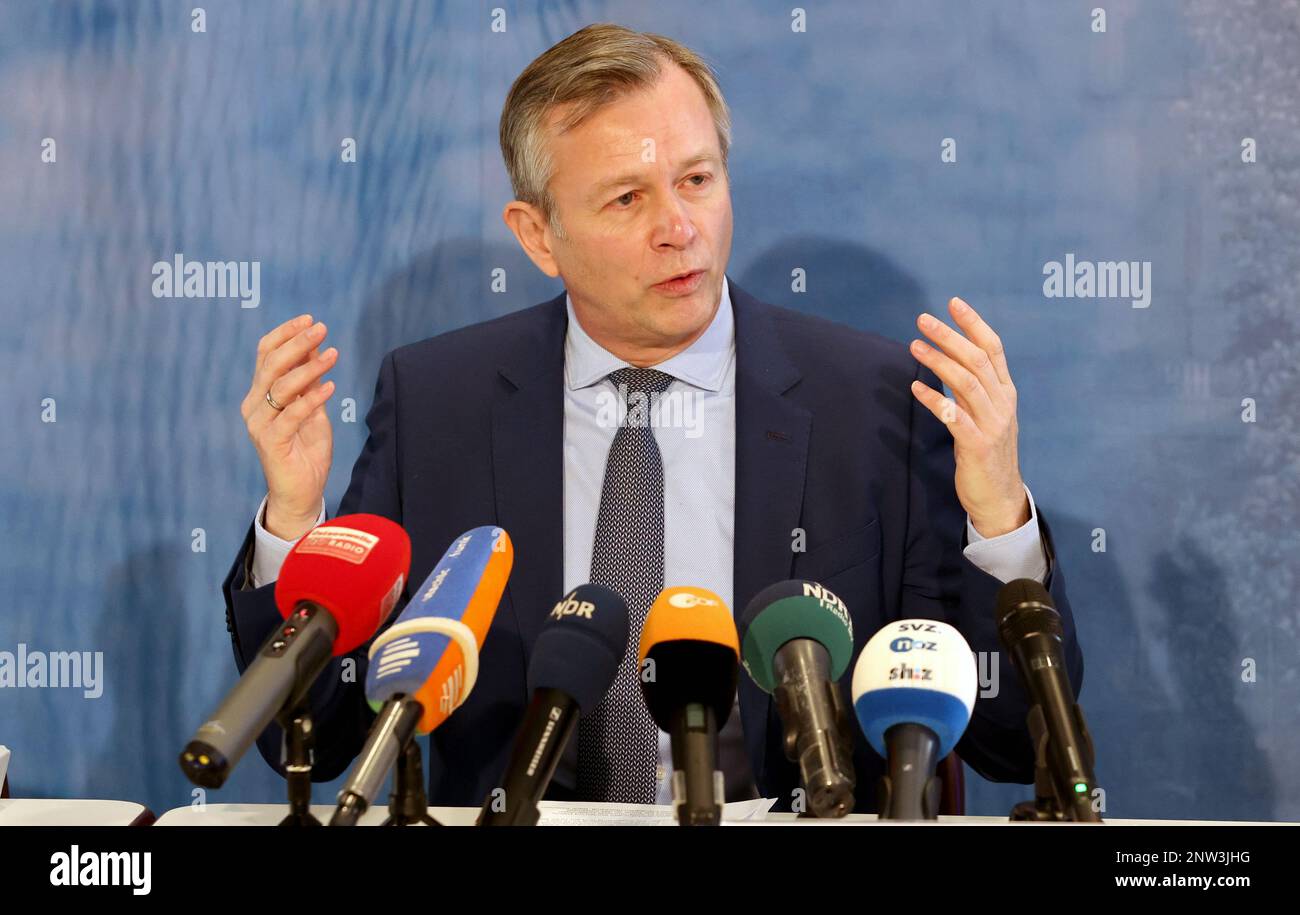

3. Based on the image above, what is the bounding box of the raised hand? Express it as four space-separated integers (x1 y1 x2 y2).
908 296 1030 539
240 314 338 540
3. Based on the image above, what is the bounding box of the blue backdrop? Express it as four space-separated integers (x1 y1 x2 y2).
1 0 1296 821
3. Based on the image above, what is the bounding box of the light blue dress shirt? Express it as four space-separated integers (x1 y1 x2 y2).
249 274 1048 803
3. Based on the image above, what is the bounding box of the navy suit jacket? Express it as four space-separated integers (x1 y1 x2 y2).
221 276 1085 812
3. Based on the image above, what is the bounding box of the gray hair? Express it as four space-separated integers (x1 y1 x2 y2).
499 23 731 238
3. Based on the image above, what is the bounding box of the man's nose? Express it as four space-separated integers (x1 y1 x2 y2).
652 196 698 248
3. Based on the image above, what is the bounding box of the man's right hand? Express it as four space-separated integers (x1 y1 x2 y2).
241 314 338 541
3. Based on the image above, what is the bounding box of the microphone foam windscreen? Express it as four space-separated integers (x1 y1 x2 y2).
850 619 977 759
274 513 411 655
366 525 513 733
638 587 740 730
738 579 855 693
527 584 629 713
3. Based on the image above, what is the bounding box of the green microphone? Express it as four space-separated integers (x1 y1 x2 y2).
739 580 857 817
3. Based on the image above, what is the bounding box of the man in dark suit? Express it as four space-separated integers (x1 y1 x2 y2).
224 23 1083 813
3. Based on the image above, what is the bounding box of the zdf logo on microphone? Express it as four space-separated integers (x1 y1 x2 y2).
668 591 719 609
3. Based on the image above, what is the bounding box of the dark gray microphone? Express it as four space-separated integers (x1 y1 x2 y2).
739 580 857 818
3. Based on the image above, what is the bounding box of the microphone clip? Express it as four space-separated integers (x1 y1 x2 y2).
276 702 321 827
1009 702 1101 823
382 739 441 827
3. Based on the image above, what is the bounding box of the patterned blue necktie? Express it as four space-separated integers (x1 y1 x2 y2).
576 366 675 803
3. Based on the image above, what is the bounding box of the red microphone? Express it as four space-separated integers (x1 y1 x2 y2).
181 514 411 788
274 516 411 653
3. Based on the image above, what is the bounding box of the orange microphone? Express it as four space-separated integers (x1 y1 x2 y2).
637 586 740 826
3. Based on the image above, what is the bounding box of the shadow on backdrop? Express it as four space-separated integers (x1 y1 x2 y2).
88 544 192 813
353 238 563 390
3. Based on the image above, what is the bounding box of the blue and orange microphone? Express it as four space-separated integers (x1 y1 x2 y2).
330 525 512 826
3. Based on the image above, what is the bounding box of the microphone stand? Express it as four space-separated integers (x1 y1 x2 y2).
382 739 441 826
1009 703 1101 822
670 702 724 827
878 723 943 820
277 703 321 827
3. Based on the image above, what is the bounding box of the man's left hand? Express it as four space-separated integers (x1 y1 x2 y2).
908 296 1030 539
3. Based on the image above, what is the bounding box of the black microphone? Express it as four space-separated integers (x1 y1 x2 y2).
638 587 739 827
995 578 1101 823
477 584 629 826
739 580 857 817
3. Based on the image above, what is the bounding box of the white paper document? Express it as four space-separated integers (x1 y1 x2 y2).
535 797 777 826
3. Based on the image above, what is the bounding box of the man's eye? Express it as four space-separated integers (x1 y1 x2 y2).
614 191 637 207
688 174 710 187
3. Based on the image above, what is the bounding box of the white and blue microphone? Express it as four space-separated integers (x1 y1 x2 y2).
851 619 977 820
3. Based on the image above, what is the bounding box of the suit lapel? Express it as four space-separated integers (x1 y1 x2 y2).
491 295 567 652
729 278 811 791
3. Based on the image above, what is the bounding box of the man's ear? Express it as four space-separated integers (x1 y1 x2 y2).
502 201 560 278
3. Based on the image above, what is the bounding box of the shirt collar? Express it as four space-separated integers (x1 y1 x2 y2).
564 274 733 393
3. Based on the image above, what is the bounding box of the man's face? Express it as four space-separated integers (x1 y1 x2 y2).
519 62 733 356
